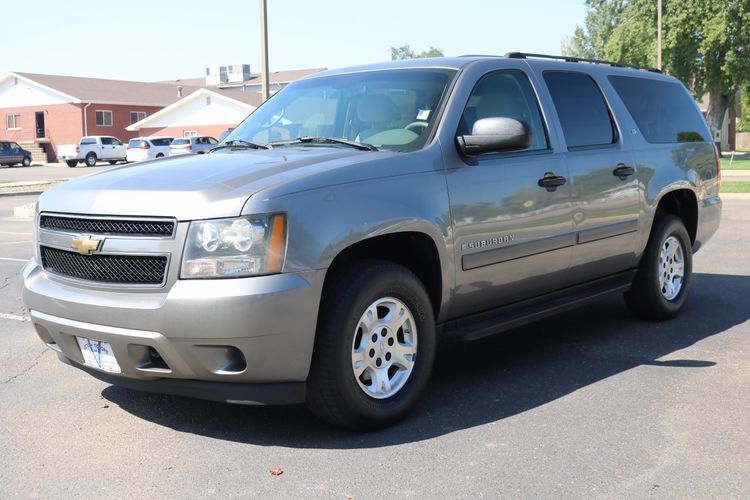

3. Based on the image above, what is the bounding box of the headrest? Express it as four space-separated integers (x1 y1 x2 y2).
356 94 401 123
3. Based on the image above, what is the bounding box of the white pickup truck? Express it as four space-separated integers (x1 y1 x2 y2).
58 136 128 168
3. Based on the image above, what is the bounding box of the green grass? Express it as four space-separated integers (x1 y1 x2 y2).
720 156 750 170
721 181 750 193
0 180 13 184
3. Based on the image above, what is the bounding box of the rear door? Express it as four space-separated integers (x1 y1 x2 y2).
99 137 117 159
542 70 640 285
444 67 574 316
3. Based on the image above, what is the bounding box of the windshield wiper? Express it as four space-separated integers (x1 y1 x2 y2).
270 136 378 151
210 139 272 152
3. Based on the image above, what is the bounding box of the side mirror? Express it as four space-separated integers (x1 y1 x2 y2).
457 117 531 155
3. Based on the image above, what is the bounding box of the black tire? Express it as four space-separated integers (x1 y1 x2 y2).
624 213 692 320
22 156 31 167
108 160 118 165
66 160 78 168
85 152 97 167
156 153 164 158
306 260 436 430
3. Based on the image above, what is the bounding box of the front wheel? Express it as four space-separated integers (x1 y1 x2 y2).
624 213 692 320
85 153 97 167
22 156 31 167
306 261 436 430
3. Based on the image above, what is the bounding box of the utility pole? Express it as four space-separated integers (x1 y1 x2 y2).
657 0 663 70
259 0 270 102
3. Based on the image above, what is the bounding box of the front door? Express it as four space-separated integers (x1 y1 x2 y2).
445 69 574 318
35 112 45 139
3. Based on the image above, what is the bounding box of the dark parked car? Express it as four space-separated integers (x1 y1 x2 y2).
0 141 32 167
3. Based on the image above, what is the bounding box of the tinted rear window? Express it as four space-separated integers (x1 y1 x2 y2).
544 72 615 149
171 139 190 145
80 138 97 145
608 76 709 143
150 138 172 146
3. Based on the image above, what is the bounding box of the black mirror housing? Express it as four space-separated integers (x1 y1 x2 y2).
457 117 531 155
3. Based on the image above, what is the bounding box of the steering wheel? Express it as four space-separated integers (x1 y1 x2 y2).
404 121 429 134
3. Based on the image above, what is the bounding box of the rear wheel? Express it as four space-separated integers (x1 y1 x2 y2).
306 261 436 430
156 153 164 158
85 152 97 167
625 213 692 320
66 160 78 168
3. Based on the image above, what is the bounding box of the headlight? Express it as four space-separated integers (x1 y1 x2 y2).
181 214 286 279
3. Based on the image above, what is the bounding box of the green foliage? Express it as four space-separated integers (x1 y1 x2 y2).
390 44 445 60
564 0 750 135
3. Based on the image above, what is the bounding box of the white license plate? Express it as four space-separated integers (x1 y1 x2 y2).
76 337 121 373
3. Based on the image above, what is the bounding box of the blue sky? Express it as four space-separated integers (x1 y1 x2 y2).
4 0 587 82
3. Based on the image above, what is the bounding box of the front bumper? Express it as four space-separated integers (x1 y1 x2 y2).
23 260 325 403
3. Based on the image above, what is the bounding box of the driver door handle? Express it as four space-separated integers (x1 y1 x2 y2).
538 172 567 191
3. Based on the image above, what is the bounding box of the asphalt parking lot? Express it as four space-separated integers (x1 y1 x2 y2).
0 190 748 498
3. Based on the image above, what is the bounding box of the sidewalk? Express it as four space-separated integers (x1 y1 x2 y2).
0 179 68 196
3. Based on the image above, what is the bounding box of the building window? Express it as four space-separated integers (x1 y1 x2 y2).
5 114 20 130
183 130 197 138
95 110 113 127
130 111 146 125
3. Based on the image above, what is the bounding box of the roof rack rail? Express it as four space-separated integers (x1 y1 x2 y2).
504 52 662 73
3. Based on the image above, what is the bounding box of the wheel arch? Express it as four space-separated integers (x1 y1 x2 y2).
653 188 698 244
321 230 447 321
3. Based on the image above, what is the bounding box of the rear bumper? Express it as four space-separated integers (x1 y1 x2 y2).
694 194 722 252
58 353 306 405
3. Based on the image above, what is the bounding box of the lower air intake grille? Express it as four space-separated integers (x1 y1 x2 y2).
40 246 167 285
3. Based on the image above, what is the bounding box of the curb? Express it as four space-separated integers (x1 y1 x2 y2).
0 180 67 197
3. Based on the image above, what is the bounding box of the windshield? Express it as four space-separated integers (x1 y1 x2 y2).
224 68 457 152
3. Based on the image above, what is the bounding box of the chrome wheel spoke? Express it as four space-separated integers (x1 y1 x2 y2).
350 296 418 399
659 236 684 301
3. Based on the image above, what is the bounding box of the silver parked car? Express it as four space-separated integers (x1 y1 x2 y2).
23 54 721 430
169 136 218 156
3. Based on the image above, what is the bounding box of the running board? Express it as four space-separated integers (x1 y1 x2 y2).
443 270 636 342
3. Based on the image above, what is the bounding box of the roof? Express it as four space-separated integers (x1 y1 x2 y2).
125 88 260 132
161 67 326 88
14 72 202 107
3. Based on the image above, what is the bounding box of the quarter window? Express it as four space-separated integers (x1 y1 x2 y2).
95 110 113 127
5 113 20 130
130 111 146 125
608 76 709 143
460 70 548 151
544 72 615 149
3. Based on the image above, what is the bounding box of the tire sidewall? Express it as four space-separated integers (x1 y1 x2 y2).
323 265 436 425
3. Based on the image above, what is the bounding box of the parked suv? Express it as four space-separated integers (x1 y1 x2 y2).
23 54 721 430
0 141 32 167
126 137 174 162
169 136 218 156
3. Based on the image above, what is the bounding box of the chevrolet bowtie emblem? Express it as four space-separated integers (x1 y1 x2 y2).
70 235 103 255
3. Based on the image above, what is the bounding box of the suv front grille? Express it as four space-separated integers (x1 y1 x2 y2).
39 215 175 237
40 246 168 285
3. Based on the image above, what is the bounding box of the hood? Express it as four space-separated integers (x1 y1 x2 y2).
39 148 393 220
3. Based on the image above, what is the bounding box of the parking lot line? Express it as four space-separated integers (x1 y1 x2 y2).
0 257 28 262
0 312 29 322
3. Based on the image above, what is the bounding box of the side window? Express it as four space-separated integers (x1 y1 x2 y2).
608 76 709 143
101 137 113 145
544 72 615 149
461 70 548 151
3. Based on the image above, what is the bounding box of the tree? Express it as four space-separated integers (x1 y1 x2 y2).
390 44 445 60
563 0 750 140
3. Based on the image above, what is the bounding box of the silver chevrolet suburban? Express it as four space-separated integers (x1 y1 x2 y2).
22 53 721 430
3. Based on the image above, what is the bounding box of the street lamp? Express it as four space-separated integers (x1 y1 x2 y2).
260 0 270 101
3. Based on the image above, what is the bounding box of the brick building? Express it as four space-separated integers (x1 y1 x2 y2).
0 72 202 162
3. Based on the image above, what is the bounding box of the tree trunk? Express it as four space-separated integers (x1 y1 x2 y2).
706 91 735 151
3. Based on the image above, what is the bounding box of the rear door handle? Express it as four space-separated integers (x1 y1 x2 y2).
538 172 567 191
613 164 635 179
